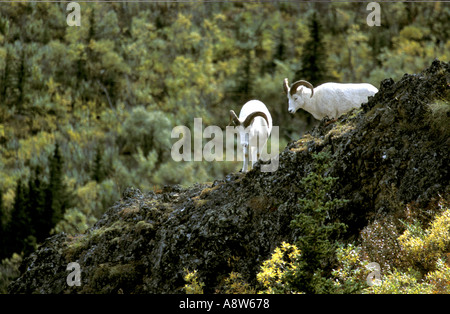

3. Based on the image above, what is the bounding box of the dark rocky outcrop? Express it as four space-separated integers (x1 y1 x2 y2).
8 60 449 294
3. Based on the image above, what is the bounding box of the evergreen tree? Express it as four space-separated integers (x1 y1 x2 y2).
44 144 71 233
28 166 47 242
288 152 348 293
241 49 254 100
0 46 12 107
16 44 27 110
295 12 330 86
91 144 106 183
7 180 33 257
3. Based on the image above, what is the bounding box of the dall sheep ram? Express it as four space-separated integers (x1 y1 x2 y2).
283 78 378 120
229 100 272 173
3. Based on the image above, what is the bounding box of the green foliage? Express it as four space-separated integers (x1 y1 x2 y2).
294 12 331 85
251 152 349 294
0 145 75 260
368 261 450 294
256 198 450 295
366 268 433 294
424 259 450 294
46 143 72 228
332 244 370 294
398 199 450 272
8 180 34 257
287 151 348 293
119 107 172 160
335 198 450 294
0 253 22 294
91 144 107 183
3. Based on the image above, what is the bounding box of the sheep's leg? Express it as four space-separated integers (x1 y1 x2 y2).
250 146 258 169
242 145 249 172
249 133 260 170
256 132 268 165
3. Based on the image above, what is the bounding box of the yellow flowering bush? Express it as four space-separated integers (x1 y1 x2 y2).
222 272 256 294
256 242 302 294
183 269 205 294
398 199 450 271
365 198 450 294
425 259 450 294
365 268 433 294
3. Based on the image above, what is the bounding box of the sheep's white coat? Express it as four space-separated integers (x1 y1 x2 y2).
235 100 272 172
287 82 378 120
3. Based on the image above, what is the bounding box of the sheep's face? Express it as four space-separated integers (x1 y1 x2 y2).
284 79 314 114
287 88 305 114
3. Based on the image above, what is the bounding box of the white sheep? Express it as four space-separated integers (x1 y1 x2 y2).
229 100 272 172
283 79 378 120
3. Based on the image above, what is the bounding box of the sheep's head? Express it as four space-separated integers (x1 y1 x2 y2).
229 110 269 147
283 78 314 114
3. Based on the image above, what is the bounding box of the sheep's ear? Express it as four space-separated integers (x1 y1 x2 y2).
289 80 314 98
283 78 289 95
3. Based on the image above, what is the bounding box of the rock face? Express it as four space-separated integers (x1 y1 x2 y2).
8 60 450 294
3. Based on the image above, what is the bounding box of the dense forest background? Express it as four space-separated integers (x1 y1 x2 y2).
0 1 448 274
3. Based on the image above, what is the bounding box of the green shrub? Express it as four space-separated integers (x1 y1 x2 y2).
287 151 348 293
364 198 450 294
332 244 370 294
365 268 433 294
0 253 22 294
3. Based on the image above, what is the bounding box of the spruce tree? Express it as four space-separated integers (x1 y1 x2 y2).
0 46 12 106
48 143 64 226
44 143 71 234
16 45 27 109
8 180 31 256
288 152 348 293
295 12 330 86
92 144 106 183
28 166 46 242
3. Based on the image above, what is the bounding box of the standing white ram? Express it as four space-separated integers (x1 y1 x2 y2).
283 79 378 120
229 100 272 172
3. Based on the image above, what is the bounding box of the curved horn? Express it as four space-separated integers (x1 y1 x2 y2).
290 80 314 98
242 111 269 128
229 110 241 126
283 78 289 94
